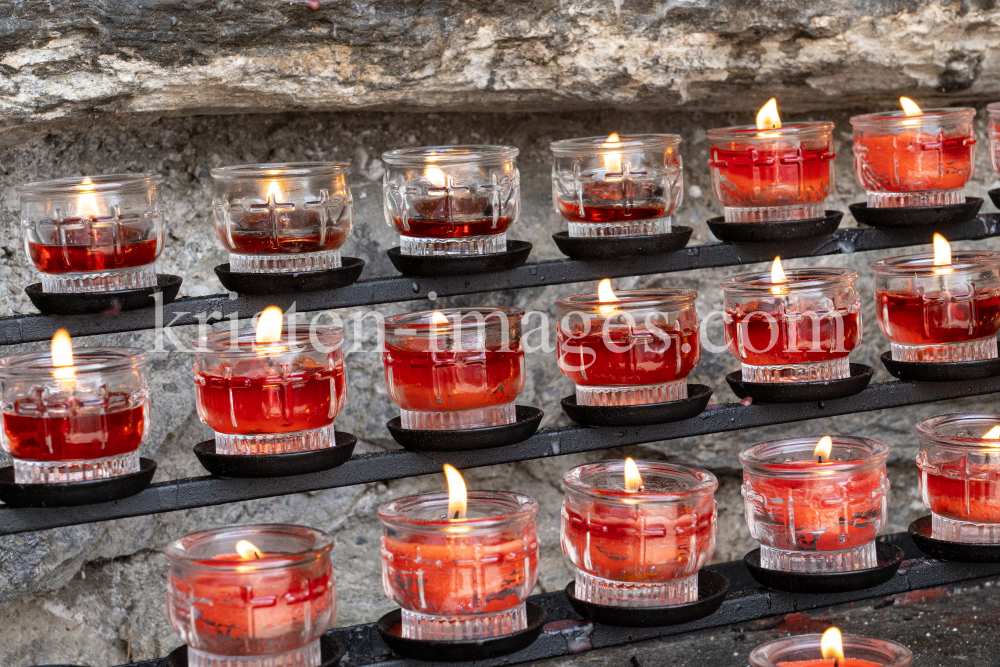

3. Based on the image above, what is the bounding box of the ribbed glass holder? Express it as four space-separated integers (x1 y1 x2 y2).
867 188 965 208
575 570 698 607
741 356 849 383
399 233 506 256
399 401 516 430
932 513 1000 544
401 603 527 641
13 450 140 484
891 337 997 362
760 541 877 573
576 379 687 406
723 202 824 223
40 263 157 293
567 216 671 238
214 424 337 455
229 249 341 274
186 640 321 667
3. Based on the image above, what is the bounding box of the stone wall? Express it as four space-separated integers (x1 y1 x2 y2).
4 2 1000 665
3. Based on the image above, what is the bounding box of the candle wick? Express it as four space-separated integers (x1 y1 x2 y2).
818 456 822 464
452 510 461 520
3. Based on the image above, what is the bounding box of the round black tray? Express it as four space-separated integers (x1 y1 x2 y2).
990 188 1000 210
551 226 693 260
386 406 543 452
386 240 532 277
214 257 365 295
560 384 713 427
376 602 546 662
165 636 345 667
564 569 729 628
849 197 982 228
909 515 1000 563
880 350 1000 383
25 274 182 316
193 432 357 478
707 211 842 244
726 364 874 403
0 458 157 508
743 542 905 594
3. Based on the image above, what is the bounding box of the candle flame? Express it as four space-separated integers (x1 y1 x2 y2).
235 540 264 560
255 306 284 344
985 426 1000 439
431 311 450 325
624 457 643 492
900 97 923 117
425 166 447 189
598 278 619 316
444 464 467 520
51 329 75 381
814 436 833 461
756 98 782 130
770 256 787 296
821 627 845 663
933 233 953 275
76 176 100 219
603 132 622 172
266 179 282 202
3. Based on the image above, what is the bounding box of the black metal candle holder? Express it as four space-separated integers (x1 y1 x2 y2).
989 188 1000 210
214 258 365 295
706 211 842 244
563 569 729 628
743 541 904 594
386 406 543 452
386 240 532 277
560 384 712 427
848 197 982 229
551 226 692 260
726 364 874 404
164 636 345 667
908 515 1000 563
879 350 1000 382
25 275 182 316
375 603 547 662
0 458 157 508
193 432 357 478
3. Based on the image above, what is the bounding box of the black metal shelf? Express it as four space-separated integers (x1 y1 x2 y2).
128 531 1000 667
2 215 997 345
4 374 999 535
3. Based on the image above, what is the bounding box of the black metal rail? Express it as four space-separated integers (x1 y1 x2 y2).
4 374 999 535
2 216 997 346
128 531 1000 667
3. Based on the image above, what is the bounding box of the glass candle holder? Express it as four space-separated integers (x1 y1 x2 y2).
378 490 539 641
850 107 976 208
381 145 520 256
561 460 717 607
707 122 835 223
211 163 353 274
740 436 890 573
749 633 913 667
381 307 525 430
916 413 1000 543
0 347 149 483
16 174 166 293
988 102 1000 175
871 251 1000 362
721 268 862 383
549 134 683 237
194 325 346 454
166 524 336 667
555 289 700 406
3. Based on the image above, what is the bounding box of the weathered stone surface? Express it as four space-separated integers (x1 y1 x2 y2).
4 0 1000 131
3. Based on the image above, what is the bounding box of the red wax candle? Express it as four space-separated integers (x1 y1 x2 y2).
722 304 861 366
749 631 913 667
556 326 700 385
555 181 667 224
225 210 351 254
390 193 513 238
28 237 159 274
873 290 1000 345
3 400 145 462
777 660 881 666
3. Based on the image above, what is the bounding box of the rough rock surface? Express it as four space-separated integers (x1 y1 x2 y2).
2 103 1000 666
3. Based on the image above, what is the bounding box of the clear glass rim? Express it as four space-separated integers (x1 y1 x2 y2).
382 145 519 166
850 107 976 126
916 412 1000 450
382 307 524 336
740 435 889 476
721 267 858 296
870 251 1000 277
549 134 682 155
378 490 538 533
748 633 913 667
706 121 834 141
555 289 697 313
16 173 164 197
987 101 1000 114
563 459 718 502
195 325 344 355
0 347 148 377
209 161 350 179
164 523 334 571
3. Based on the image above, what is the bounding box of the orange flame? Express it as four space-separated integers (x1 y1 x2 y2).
425 166 447 189
266 179 282 202
900 97 923 117
770 257 787 296
603 132 622 172
598 279 619 316
814 436 833 461
624 458 643 492
235 540 264 560
984 426 1000 440
821 627 845 663
256 306 284 344
444 464 467 520
51 329 75 382
756 99 782 130
76 176 100 219
431 311 450 325
933 233 953 275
